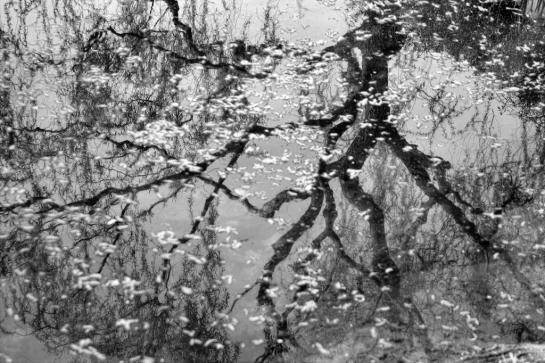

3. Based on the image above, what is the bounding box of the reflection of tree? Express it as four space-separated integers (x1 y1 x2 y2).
251 2 545 361
3 0 545 362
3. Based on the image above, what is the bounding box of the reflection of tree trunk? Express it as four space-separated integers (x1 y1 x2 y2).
336 22 400 294
340 177 401 298
330 25 435 355
327 10 455 355
162 0 201 55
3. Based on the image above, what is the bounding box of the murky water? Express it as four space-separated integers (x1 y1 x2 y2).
2 1 545 362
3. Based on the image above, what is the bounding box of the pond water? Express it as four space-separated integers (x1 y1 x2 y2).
2 1 545 363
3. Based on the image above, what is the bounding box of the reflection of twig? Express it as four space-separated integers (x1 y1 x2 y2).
226 280 259 314
138 183 185 218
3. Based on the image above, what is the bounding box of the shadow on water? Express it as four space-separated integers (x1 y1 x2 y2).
2 0 545 362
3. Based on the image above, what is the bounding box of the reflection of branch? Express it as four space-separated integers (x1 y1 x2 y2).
1 124 278 214
260 189 312 218
0 196 48 213
103 135 174 159
340 174 400 294
227 183 327 314
297 181 369 273
138 183 185 218
251 181 325 361
384 109 545 309
257 188 324 306
12 126 71 133
197 175 311 218
107 27 268 79
387 130 491 250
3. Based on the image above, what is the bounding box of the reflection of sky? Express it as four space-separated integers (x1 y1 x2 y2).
391 50 527 167
235 0 347 43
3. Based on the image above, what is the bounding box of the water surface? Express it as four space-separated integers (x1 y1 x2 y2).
2 1 545 362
